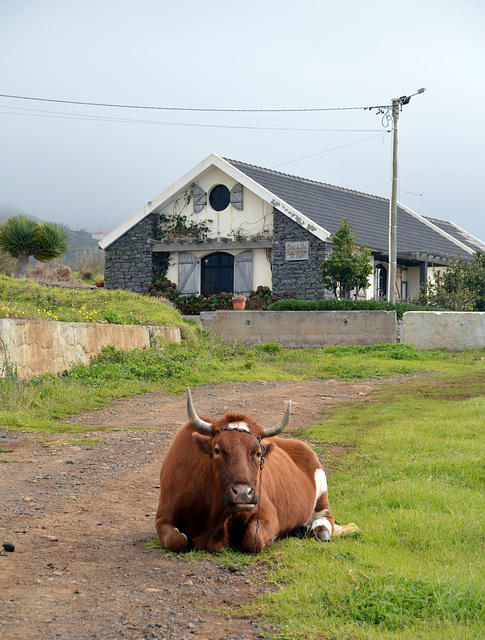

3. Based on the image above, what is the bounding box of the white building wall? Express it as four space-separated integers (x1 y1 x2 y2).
157 166 274 239
166 248 272 294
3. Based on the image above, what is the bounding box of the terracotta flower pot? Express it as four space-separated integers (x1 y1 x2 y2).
232 298 246 310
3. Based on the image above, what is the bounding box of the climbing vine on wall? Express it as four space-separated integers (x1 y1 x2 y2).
153 188 213 280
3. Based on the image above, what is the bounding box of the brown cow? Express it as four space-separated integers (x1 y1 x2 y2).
155 389 335 553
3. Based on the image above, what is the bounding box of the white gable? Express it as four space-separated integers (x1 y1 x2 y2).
99 153 330 250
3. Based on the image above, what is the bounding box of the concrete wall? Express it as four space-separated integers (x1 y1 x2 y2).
199 310 397 347
0 318 181 379
402 311 485 350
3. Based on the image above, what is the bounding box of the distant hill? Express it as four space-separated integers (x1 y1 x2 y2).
0 204 102 268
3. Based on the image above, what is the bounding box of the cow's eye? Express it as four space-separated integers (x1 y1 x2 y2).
255 451 261 458
213 446 221 455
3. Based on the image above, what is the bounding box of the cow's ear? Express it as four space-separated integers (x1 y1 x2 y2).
262 441 276 457
192 432 212 455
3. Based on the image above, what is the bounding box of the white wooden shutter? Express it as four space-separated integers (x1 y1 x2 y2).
234 250 252 294
193 186 207 213
230 183 243 210
178 252 200 295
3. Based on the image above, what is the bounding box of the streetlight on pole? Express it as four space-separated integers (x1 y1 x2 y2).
387 87 426 303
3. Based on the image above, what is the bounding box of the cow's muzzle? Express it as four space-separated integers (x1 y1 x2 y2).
226 485 257 512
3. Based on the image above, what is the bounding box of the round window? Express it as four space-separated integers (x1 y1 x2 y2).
209 184 230 211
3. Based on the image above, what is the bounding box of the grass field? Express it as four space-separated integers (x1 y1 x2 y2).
233 366 484 640
1 279 484 637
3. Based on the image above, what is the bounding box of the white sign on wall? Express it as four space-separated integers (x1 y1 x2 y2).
285 241 309 261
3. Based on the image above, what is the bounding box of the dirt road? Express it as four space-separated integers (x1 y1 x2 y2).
0 379 376 640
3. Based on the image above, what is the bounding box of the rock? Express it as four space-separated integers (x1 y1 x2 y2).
3 542 15 552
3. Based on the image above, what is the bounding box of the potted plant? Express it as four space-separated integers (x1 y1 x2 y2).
231 293 247 310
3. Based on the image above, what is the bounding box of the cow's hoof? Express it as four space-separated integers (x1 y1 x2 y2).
313 530 331 542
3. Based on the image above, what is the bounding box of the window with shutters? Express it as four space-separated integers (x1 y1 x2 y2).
209 185 231 211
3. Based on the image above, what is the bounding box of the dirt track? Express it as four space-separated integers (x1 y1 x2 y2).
0 379 377 640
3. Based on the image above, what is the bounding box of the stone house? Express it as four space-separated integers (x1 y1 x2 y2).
99 153 485 301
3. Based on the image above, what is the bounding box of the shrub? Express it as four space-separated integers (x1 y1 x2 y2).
148 281 277 315
74 249 105 280
27 262 76 284
414 252 485 311
0 250 15 276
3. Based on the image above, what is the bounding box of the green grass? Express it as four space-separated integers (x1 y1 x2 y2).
0 340 476 433
233 370 485 639
1 290 484 637
0 274 188 329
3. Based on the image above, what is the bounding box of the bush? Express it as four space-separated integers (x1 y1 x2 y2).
74 249 105 280
147 281 277 315
415 252 485 311
27 262 76 284
0 250 15 276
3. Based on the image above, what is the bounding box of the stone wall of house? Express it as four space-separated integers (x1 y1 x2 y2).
272 210 332 299
104 213 156 293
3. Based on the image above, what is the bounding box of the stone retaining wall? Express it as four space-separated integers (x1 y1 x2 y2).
0 318 181 379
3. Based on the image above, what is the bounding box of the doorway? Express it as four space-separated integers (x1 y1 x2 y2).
201 252 234 296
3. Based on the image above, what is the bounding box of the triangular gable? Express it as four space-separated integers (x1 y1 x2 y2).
99 153 331 250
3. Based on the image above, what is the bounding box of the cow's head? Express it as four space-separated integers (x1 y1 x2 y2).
187 388 291 513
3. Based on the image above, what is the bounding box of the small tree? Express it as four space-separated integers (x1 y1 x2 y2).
0 215 69 279
320 219 373 299
421 251 485 311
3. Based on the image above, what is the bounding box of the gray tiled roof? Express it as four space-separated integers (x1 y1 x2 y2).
424 217 485 254
226 158 474 261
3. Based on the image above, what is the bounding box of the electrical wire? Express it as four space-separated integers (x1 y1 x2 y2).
271 133 390 169
0 93 390 113
0 105 389 133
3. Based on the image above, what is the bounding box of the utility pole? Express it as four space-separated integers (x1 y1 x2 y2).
387 88 426 303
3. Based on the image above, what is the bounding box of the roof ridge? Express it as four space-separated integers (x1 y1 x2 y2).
424 215 449 224
224 157 389 203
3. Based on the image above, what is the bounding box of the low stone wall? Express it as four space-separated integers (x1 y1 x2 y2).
402 311 485 350
0 318 181 379
199 310 397 347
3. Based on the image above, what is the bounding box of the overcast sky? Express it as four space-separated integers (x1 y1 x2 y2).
1 0 484 244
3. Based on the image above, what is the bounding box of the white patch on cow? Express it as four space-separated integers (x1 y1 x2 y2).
314 468 328 503
174 527 188 542
228 422 249 431
313 508 329 520
312 517 332 535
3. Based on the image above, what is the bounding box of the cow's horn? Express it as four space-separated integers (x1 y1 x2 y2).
187 388 213 433
263 400 291 437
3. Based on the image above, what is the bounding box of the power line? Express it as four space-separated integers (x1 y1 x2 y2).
271 133 390 169
0 93 390 113
0 105 389 133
